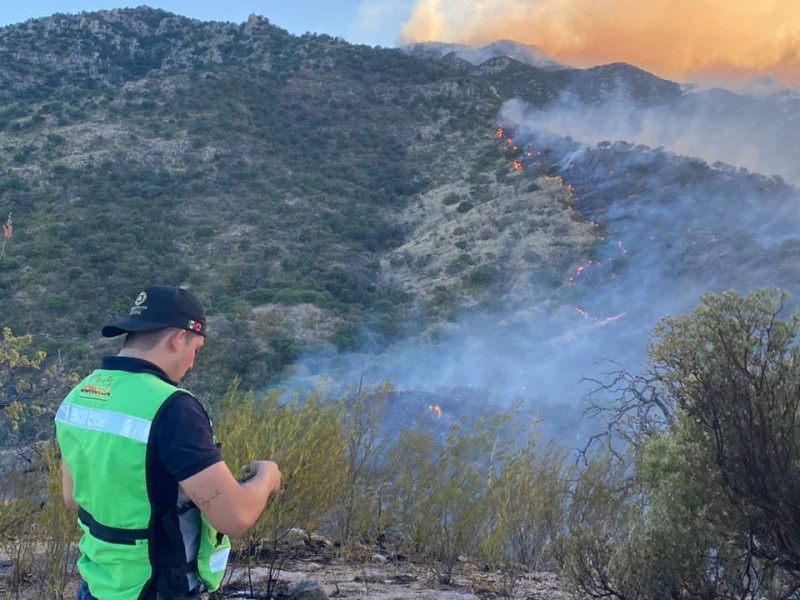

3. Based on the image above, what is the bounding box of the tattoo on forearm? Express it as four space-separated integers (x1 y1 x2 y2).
192 488 223 510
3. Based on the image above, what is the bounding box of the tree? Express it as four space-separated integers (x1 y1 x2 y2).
0 327 77 446
561 289 800 599
648 289 800 572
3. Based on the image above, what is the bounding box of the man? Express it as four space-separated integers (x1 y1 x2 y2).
56 285 282 600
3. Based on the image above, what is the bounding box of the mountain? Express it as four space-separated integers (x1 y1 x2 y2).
1 7 799 418
400 39 567 71
0 8 511 390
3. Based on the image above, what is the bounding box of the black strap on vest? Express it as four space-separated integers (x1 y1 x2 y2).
78 508 149 546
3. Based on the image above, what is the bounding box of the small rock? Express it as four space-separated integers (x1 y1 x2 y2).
282 527 310 549
354 570 385 583
290 579 329 600
371 553 388 564
309 532 334 548
436 593 479 600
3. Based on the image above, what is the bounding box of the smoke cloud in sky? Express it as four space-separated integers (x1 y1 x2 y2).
398 0 800 84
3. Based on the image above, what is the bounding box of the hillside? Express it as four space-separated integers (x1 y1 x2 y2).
0 9 515 391
1 7 799 413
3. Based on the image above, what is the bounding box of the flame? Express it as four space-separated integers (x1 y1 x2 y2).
496 125 526 171
0 212 12 260
428 404 443 418
566 260 595 284
2 213 11 241
400 0 800 84
598 312 626 326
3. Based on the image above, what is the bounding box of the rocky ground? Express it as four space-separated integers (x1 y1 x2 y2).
220 555 572 600
2 550 572 600
0 514 572 600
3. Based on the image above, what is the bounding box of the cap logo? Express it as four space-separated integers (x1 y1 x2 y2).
130 291 149 316
187 320 203 333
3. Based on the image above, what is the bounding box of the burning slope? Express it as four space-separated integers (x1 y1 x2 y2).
293 118 800 445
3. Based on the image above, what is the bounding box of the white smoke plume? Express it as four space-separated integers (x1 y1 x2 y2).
399 0 800 85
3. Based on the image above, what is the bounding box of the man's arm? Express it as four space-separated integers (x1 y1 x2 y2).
61 462 79 512
179 460 281 537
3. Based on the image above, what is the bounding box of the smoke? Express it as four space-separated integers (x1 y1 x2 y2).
280 88 800 444
398 0 800 84
276 33 800 444
505 86 800 187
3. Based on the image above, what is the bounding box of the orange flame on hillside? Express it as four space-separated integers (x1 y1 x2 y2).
2 213 11 241
567 260 595 284
428 404 443 418
0 212 12 260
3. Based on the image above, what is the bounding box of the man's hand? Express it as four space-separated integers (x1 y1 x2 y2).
180 459 282 537
244 460 282 500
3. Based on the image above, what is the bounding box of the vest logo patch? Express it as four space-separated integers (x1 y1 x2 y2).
80 385 111 398
79 373 115 400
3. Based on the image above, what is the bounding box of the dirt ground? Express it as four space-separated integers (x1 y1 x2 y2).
220 556 573 600
2 548 573 599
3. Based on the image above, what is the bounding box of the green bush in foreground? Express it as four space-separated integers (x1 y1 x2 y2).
212 382 349 597
559 289 800 600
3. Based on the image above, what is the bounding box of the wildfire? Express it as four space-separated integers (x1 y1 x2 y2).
428 404 443 419
496 125 525 171
567 260 595 284
2 213 11 240
0 212 12 260
597 313 626 326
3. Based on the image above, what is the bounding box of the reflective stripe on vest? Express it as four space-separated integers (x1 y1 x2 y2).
55 403 151 444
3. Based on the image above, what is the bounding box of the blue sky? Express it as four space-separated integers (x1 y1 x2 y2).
0 1 417 47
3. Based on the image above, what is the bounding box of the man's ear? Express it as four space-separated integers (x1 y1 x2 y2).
165 328 187 352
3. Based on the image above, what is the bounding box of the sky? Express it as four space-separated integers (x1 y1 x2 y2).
2 1 799 83
0 1 418 48
399 0 800 84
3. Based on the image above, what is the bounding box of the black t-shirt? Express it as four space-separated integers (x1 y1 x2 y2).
101 356 223 491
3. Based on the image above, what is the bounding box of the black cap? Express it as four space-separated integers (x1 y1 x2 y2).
102 285 207 338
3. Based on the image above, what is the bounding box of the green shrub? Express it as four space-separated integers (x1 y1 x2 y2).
445 253 473 275
442 193 461 206
213 384 349 597
381 413 510 583
466 264 499 287
558 289 800 599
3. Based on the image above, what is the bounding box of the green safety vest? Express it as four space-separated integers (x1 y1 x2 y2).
55 368 229 600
